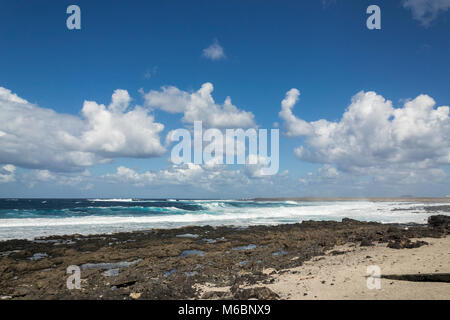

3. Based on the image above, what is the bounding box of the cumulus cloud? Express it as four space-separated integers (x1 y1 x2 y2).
0 87 166 172
144 82 255 128
202 40 226 60
279 89 450 182
300 163 448 197
144 86 190 114
77 91 165 158
299 164 341 187
278 88 312 137
104 159 285 192
104 163 206 187
25 169 93 189
103 163 241 191
0 164 16 183
317 164 340 179
403 0 450 26
245 155 277 178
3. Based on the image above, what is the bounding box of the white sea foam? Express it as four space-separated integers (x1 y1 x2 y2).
88 198 165 203
0 200 447 241
89 198 135 202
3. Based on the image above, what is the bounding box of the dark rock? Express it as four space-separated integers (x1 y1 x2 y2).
428 215 450 229
407 240 429 248
232 287 279 300
360 239 374 247
329 250 345 255
388 239 428 249
387 226 398 233
341 218 360 224
202 291 228 299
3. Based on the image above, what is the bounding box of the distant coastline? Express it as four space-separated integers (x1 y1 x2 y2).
252 197 450 202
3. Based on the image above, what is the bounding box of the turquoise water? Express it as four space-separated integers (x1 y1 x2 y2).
0 198 446 240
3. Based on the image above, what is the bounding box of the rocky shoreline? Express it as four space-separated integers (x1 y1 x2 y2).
0 215 448 300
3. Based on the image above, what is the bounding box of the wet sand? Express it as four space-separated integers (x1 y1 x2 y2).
0 216 448 300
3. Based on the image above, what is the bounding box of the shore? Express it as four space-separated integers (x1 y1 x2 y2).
252 197 450 203
0 215 448 300
246 236 450 299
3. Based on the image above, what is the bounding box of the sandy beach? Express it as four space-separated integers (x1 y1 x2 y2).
233 236 450 300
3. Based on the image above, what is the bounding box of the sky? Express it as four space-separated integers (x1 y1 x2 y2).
0 0 449 198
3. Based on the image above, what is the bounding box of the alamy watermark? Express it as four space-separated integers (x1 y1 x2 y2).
66 5 81 30
366 265 381 290
65 4 380 31
67 265 81 290
169 121 279 176
366 5 381 30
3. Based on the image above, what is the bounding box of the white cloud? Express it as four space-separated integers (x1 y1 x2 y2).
104 163 239 190
27 169 92 188
0 87 166 172
111 163 205 185
299 164 341 186
103 159 285 192
144 82 255 128
77 91 165 157
202 40 226 60
0 164 16 183
363 164 447 185
35 169 54 182
318 164 340 179
279 89 450 182
108 89 131 113
278 88 312 136
144 86 190 114
403 0 450 26
298 162 448 197
245 155 274 178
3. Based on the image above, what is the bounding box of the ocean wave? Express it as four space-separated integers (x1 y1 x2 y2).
88 198 135 202
0 201 436 227
0 199 448 240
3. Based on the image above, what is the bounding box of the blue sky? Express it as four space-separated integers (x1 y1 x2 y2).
0 0 449 198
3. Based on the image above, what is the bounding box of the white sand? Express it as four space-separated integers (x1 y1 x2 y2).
265 236 450 299
196 236 450 300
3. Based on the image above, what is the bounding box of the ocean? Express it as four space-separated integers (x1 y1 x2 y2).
0 198 447 241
